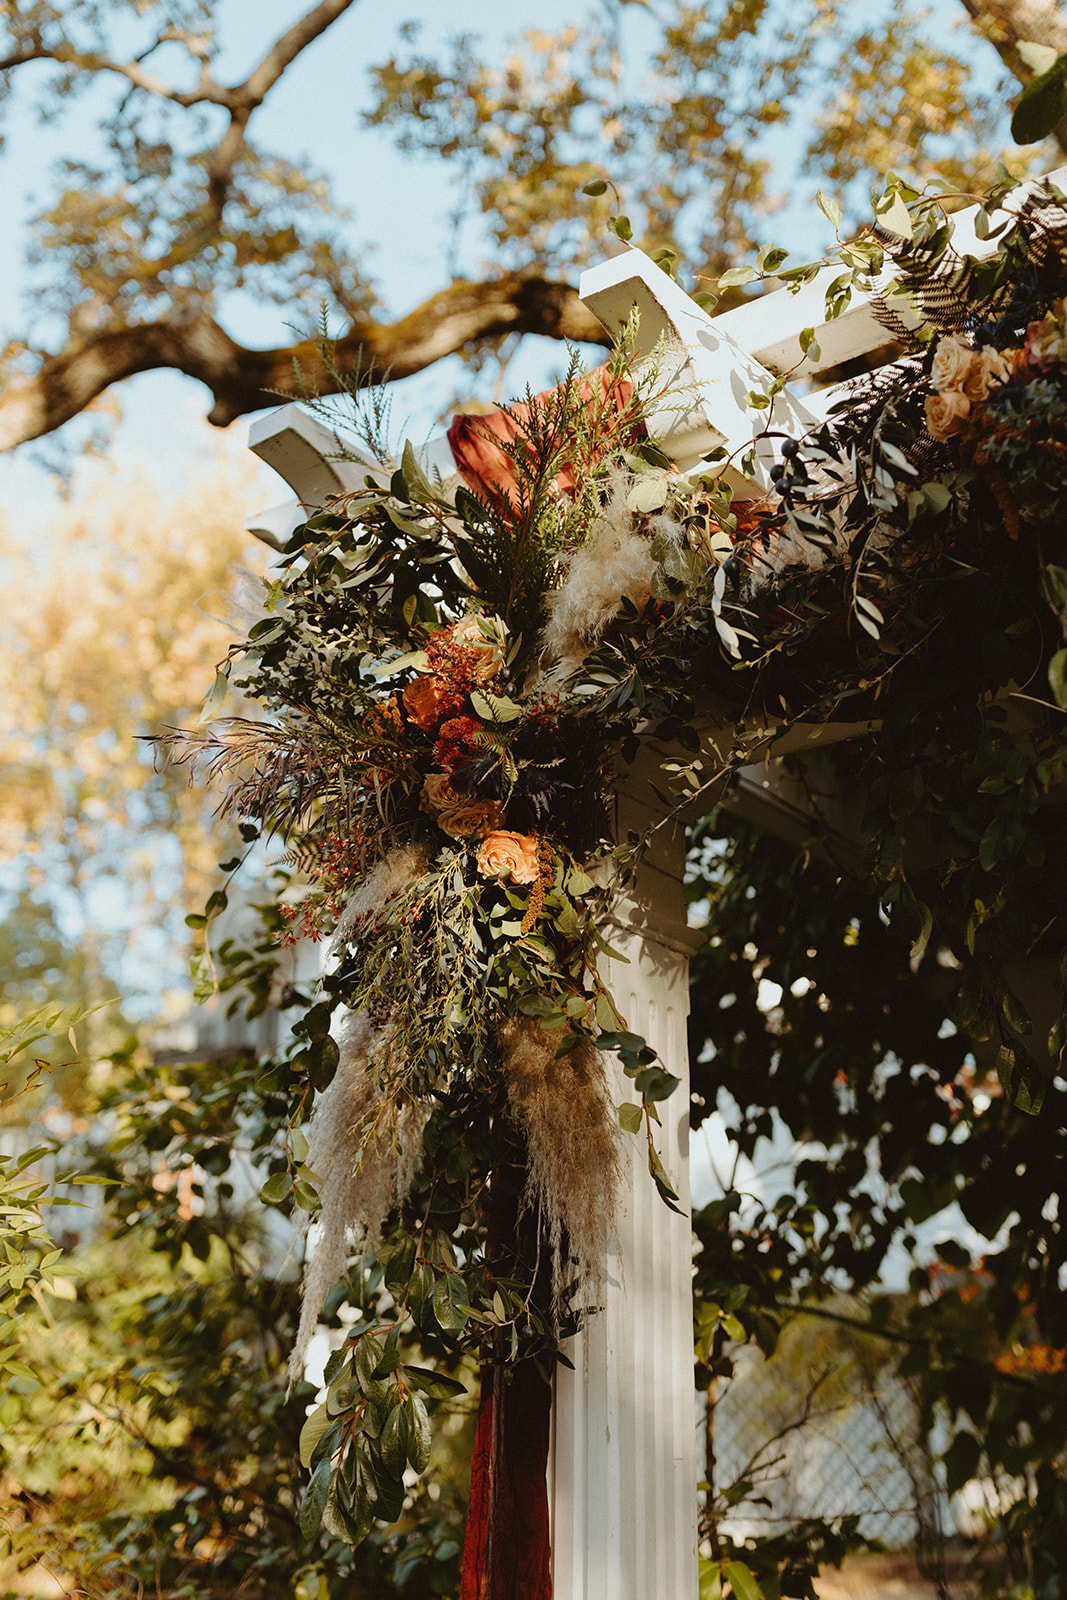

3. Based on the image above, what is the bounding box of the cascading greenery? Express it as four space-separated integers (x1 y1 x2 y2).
151 168 1067 1586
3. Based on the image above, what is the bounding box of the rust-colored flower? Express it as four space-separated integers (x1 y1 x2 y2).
403 674 447 731
476 829 540 884
925 388 971 441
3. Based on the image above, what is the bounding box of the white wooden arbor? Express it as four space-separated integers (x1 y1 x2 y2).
245 168 1059 1599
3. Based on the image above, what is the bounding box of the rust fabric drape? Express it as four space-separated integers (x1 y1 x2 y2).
446 365 637 516
460 1116 554 1600
460 1356 553 1600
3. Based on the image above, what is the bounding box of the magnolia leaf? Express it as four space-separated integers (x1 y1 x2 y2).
405 1393 432 1472
725 1560 764 1600
405 1365 468 1400
700 1558 724 1600
299 1402 332 1469
432 1273 470 1332
1011 54 1067 143
299 1457 331 1540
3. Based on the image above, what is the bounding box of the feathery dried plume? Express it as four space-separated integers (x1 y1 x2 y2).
541 466 656 680
500 1016 620 1311
289 1010 426 1384
330 842 429 952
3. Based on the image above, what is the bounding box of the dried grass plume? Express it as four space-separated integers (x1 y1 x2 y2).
500 1016 620 1308
289 1010 426 1385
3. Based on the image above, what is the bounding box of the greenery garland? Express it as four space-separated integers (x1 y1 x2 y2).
170 170 1067 1554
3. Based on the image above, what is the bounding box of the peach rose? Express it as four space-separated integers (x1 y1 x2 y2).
438 797 505 840
930 335 976 394
476 829 540 883
925 388 971 442
963 344 1013 402
453 615 507 682
403 674 447 730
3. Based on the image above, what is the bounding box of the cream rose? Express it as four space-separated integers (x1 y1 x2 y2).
453 615 507 682
476 829 540 883
925 388 971 442
438 797 505 840
930 335 976 394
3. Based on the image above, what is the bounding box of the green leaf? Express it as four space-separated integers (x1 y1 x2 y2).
627 477 669 514
432 1273 470 1332
876 189 914 239
618 1101 643 1134
1048 647 1067 708
406 1393 432 1473
1011 54 1067 143
718 265 756 288
405 1365 468 1400
469 689 523 723
1001 990 1032 1036
700 1557 724 1600
299 1403 332 1469
582 179 608 196
942 1430 982 1494
379 1399 408 1478
721 1313 746 1341
197 662 231 725
725 1560 764 1600
910 901 933 963
299 1457 331 1540
260 1171 292 1204
815 190 842 229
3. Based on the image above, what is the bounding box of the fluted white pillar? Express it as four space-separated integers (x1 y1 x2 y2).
550 769 700 1600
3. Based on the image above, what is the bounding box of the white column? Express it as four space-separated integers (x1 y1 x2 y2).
551 769 701 1600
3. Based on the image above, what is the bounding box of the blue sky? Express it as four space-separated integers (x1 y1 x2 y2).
0 1 658 529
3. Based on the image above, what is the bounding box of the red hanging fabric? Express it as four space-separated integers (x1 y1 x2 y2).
460 1357 553 1600
460 1115 554 1600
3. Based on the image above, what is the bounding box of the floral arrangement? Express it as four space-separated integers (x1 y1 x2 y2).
169 173 1067 1559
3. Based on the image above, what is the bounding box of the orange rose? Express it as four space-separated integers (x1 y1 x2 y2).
438 797 505 840
476 830 540 883
403 674 446 730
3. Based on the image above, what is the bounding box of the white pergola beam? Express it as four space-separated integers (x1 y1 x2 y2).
578 251 819 495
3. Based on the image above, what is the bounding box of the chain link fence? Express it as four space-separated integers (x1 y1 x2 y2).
704 1313 949 1554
